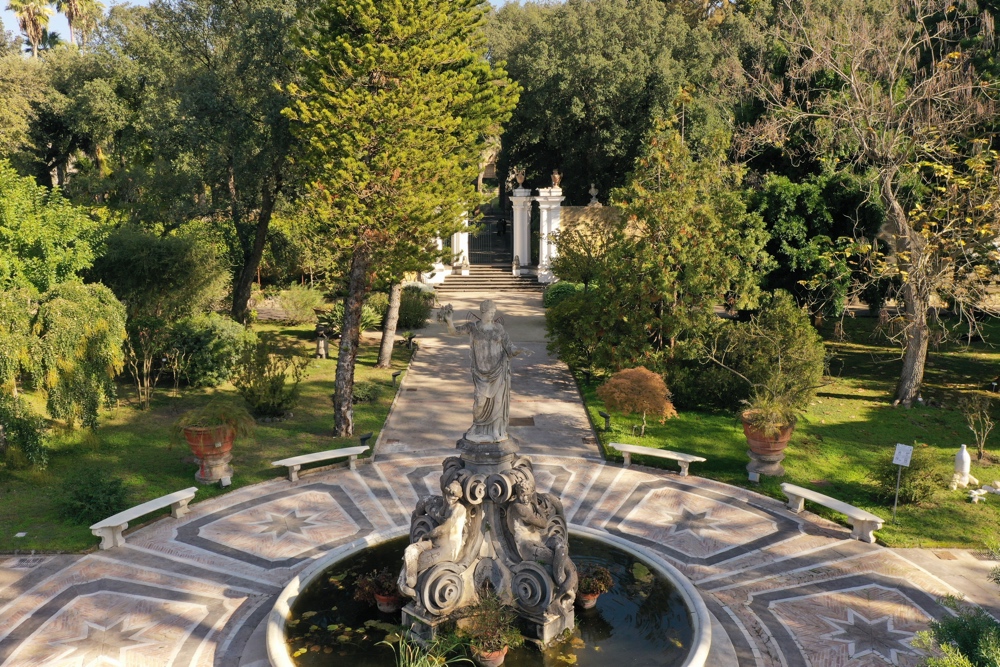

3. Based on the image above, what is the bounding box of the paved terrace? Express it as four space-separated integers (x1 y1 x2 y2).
0 292 996 667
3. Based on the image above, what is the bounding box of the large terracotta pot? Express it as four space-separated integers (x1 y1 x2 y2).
740 412 794 482
472 646 508 667
183 426 235 484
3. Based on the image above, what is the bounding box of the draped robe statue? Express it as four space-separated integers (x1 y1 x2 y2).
443 300 530 443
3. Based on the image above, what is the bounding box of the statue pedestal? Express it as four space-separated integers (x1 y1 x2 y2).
457 436 520 472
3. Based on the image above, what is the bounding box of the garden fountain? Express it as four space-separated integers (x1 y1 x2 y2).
267 299 712 666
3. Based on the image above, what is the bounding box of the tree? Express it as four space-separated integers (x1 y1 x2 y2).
0 54 42 156
55 0 82 46
0 160 102 293
744 0 1000 406
489 0 730 203
7 0 52 58
284 0 518 435
32 282 126 428
90 227 228 408
547 121 769 373
596 366 677 436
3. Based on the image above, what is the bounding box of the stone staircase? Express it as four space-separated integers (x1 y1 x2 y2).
435 264 543 293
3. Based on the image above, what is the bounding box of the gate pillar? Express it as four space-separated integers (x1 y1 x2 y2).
535 186 563 284
511 187 532 271
451 214 470 271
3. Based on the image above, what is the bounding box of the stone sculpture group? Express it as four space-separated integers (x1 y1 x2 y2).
397 299 578 645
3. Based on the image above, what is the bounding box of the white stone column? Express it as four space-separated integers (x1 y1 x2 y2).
535 187 564 283
511 187 532 274
451 214 470 274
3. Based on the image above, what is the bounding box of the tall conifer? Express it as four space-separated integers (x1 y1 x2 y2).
284 0 517 435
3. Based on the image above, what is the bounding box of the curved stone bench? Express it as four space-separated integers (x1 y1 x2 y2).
90 487 198 550
780 482 884 543
610 443 706 477
272 445 369 482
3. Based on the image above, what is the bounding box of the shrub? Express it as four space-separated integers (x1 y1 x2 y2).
460 591 524 654
353 567 399 605
666 359 747 411
545 291 602 370
279 286 327 324
0 394 48 469
869 443 945 504
174 398 256 441
543 282 580 308
914 598 1000 667
166 313 256 388
317 302 382 336
596 367 677 436
58 469 129 525
365 292 390 321
232 338 311 417
351 381 380 404
397 286 435 329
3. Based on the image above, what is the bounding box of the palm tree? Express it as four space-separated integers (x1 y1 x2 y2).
55 0 79 45
6 0 53 58
74 0 102 47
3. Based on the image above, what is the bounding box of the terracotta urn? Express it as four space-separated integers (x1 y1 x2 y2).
472 646 508 667
741 412 794 482
373 592 404 614
576 592 600 609
183 425 235 484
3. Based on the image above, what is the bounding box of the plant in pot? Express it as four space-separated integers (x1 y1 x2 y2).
354 567 405 613
576 565 613 609
174 398 255 485
705 291 825 481
459 591 523 667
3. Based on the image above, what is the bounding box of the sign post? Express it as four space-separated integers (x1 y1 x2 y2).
892 443 913 524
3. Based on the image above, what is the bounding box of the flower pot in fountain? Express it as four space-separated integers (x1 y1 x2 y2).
460 592 524 667
174 398 255 485
576 565 613 609
354 567 405 614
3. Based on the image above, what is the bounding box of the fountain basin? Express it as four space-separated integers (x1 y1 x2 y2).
267 526 711 667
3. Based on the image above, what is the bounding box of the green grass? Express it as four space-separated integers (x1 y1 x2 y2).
0 323 412 552
578 315 1000 549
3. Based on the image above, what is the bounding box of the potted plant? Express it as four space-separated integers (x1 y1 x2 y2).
706 291 825 481
460 591 523 667
354 567 405 613
174 398 255 484
576 565 613 609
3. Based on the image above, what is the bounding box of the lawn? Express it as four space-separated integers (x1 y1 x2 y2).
576 315 1000 549
0 323 412 553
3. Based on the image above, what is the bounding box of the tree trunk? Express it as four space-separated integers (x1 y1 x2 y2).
333 248 370 436
881 173 930 408
231 174 281 323
895 281 930 407
376 282 402 368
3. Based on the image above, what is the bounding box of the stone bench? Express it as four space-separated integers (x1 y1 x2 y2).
272 445 370 482
780 483 884 543
90 487 198 550
610 443 706 477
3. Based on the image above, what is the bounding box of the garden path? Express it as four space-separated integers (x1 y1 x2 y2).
0 291 995 667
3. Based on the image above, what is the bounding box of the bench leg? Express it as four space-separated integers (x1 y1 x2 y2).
171 497 192 519
349 455 357 471
785 495 805 513
92 525 126 550
678 462 690 477
851 521 879 544
622 453 631 467
288 465 301 482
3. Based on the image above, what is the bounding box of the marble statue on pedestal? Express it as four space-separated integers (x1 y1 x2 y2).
398 299 577 647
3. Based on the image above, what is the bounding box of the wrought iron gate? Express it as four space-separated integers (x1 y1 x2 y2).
469 216 513 265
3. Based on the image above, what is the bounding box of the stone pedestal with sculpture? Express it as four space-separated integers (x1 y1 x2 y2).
397 300 577 647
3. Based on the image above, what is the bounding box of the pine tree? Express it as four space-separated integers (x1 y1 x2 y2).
284 0 518 435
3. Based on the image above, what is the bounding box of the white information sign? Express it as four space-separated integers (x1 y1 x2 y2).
893 443 913 467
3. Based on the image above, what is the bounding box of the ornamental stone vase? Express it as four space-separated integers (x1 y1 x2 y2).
182 425 235 484
741 412 794 482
